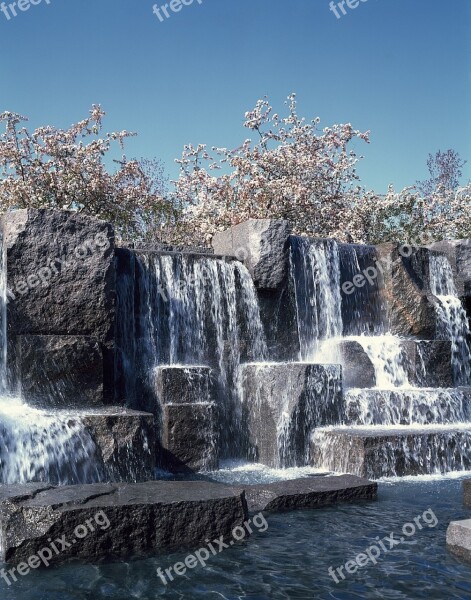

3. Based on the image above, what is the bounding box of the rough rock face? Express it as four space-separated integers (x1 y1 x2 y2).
242 363 343 467
212 219 291 290
18 335 104 408
80 408 156 482
404 340 453 387
154 366 215 407
0 481 248 566
239 475 377 512
336 341 376 388
2 209 115 401
375 243 439 338
154 367 219 473
162 403 219 473
447 519 471 564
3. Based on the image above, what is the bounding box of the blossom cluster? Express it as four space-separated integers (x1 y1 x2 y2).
171 94 470 246
0 107 170 240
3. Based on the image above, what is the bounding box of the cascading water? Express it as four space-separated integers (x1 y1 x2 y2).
429 253 471 385
347 335 410 388
124 252 267 456
345 388 471 426
289 237 342 360
291 236 407 385
289 236 471 478
0 399 102 484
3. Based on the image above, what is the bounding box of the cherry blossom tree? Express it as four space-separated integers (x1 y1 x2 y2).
171 95 470 246
0 106 171 240
172 94 370 244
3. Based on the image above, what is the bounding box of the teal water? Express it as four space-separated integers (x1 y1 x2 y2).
1 477 471 600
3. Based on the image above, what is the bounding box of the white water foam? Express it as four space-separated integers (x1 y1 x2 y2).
0 395 101 484
429 253 471 385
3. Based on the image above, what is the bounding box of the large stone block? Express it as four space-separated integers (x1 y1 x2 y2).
153 366 219 473
212 219 291 290
154 366 215 406
80 408 156 482
242 363 343 468
18 335 104 408
2 209 115 401
375 243 439 338
447 519 471 564
405 340 453 387
0 481 248 565
161 402 219 473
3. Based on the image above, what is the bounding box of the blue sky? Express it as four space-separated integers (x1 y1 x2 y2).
1 0 470 192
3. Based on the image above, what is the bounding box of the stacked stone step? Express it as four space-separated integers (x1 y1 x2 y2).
154 366 219 473
1 209 156 483
213 219 471 478
311 242 471 479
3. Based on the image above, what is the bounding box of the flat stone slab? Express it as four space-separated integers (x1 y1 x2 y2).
345 387 471 426
447 519 471 563
238 474 377 512
312 425 471 478
0 481 248 566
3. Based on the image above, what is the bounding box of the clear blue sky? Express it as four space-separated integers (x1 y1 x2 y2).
1 0 470 192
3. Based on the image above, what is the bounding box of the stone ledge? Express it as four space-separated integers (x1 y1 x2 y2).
447 519 471 564
237 474 377 512
0 481 248 565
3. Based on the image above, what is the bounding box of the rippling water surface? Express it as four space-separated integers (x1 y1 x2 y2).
2 477 471 600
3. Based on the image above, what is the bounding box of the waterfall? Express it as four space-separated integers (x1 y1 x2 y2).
290 237 408 386
289 237 342 360
429 254 471 385
338 243 387 336
0 398 102 484
347 335 410 388
289 238 471 478
134 252 266 380
129 252 267 455
345 388 471 426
